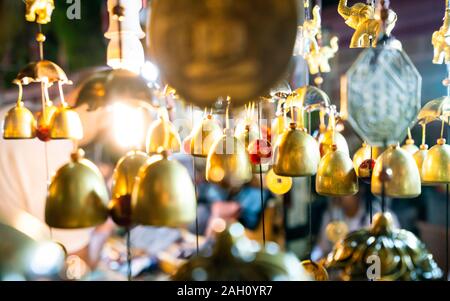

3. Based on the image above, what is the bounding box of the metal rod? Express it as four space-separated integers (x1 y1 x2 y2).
126 228 132 281
191 105 199 255
257 100 266 246
308 110 313 256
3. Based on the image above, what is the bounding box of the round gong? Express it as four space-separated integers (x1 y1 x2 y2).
148 0 298 108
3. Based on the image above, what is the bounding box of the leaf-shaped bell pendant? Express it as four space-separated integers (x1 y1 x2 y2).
45 149 109 228
371 145 421 198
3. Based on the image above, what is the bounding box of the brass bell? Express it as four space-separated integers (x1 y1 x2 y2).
206 129 253 187
371 145 421 198
422 138 450 184
45 149 109 228
319 113 349 157
3 103 36 139
146 109 181 154
110 150 150 227
190 114 223 157
413 144 428 183
3 83 36 139
273 123 320 177
316 145 358 197
49 105 84 140
132 151 196 227
352 142 371 176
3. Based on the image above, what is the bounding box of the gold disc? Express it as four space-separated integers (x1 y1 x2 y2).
266 168 292 195
148 0 298 107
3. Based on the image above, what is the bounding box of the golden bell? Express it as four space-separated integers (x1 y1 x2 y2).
316 145 358 197
111 150 150 198
132 151 196 227
49 105 84 140
3 102 36 139
206 129 252 188
319 129 350 157
401 138 419 155
45 149 109 229
352 142 371 176
422 138 450 184
371 145 421 198
36 101 58 142
146 110 181 154
190 114 223 157
273 123 320 177
413 144 428 183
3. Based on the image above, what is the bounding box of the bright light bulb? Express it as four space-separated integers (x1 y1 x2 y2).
141 61 160 82
111 102 145 149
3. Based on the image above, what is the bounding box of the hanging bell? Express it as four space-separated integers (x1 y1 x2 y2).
45 149 109 228
401 138 419 155
273 123 320 177
319 130 349 158
109 150 150 226
371 145 421 198
3 102 36 139
352 142 371 175
49 105 84 140
316 145 358 197
36 101 58 142
413 144 428 183
421 138 450 184
206 129 252 188
146 109 181 154
132 151 196 227
190 114 223 157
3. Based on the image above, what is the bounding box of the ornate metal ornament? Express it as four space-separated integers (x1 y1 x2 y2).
148 0 298 108
344 44 421 146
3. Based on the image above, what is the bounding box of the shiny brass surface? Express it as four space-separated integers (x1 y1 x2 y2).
401 138 419 155
206 130 252 188
417 97 450 125
371 145 421 198
15 60 69 85
190 114 223 157
266 168 292 195
413 144 428 183
75 69 153 111
49 106 83 140
301 260 329 281
326 212 443 281
146 114 181 154
273 123 320 177
3 103 36 139
173 224 310 281
352 142 371 176
148 0 298 107
422 138 450 184
132 153 196 227
45 149 109 229
111 150 150 199
25 0 54 24
316 147 358 197
337 0 397 48
319 129 349 157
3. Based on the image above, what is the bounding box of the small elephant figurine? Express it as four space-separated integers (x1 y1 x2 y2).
25 0 55 24
338 0 397 48
294 5 321 56
306 37 339 75
432 9 450 64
